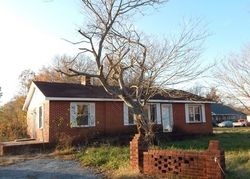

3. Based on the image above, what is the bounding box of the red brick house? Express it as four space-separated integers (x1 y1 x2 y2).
23 81 213 143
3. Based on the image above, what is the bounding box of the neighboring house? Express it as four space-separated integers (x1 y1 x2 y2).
23 81 213 144
211 103 247 123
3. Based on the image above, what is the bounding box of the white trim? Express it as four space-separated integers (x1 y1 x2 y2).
46 97 213 104
23 82 46 111
156 103 161 124
185 104 206 123
161 104 173 132
185 104 189 123
123 103 129 126
202 104 206 122
212 114 239 115
123 103 136 126
70 102 96 128
38 105 44 129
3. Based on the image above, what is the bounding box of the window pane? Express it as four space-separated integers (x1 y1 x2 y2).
128 108 134 124
150 104 157 123
189 114 194 121
195 106 200 114
143 105 149 121
76 104 89 126
189 107 193 115
195 114 201 121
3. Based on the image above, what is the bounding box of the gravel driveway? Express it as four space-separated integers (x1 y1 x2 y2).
0 158 102 179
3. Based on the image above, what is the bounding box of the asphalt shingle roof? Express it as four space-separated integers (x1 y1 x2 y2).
211 103 246 115
33 81 209 101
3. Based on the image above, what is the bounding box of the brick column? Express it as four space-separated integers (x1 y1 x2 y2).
130 134 148 172
206 140 225 179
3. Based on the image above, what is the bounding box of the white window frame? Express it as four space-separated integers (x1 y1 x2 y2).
38 105 44 129
124 103 161 126
146 103 161 124
123 103 136 126
185 104 206 123
70 102 95 128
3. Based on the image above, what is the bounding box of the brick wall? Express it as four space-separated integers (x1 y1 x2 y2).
130 136 225 179
172 103 212 134
48 101 137 143
29 101 212 143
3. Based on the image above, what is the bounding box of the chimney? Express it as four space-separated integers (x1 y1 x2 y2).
80 76 93 85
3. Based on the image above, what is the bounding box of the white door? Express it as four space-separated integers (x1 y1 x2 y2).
161 104 173 132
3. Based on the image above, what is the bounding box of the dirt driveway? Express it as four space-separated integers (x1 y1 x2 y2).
0 155 102 179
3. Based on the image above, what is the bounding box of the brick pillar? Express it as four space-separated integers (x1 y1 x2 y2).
206 140 225 179
130 134 148 172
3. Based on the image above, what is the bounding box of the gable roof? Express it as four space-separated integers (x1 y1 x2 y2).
23 81 212 110
33 81 208 101
211 103 246 116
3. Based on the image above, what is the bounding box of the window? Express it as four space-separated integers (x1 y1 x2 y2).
128 107 135 125
123 103 161 125
38 106 43 128
149 104 157 122
76 104 89 126
185 104 206 123
70 102 95 127
123 103 135 125
144 104 158 123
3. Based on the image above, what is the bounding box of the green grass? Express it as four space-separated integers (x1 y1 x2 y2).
76 144 130 171
159 127 250 179
76 127 250 178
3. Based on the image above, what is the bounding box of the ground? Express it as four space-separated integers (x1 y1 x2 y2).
0 127 249 179
0 154 102 179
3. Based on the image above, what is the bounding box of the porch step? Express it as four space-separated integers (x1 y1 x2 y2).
14 138 36 142
0 141 50 156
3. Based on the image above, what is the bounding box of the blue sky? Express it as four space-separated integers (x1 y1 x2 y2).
0 0 250 104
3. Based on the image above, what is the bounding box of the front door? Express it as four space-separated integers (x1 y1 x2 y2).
161 104 173 132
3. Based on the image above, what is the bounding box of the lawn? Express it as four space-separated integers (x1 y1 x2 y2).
76 127 250 178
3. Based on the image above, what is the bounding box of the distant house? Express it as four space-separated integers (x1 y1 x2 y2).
23 80 213 144
211 103 246 123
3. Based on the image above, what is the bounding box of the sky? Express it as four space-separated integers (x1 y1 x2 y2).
0 0 250 105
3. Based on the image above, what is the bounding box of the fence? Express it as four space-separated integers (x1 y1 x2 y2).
130 134 225 179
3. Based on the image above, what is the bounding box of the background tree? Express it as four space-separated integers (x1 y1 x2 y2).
205 87 222 103
19 55 97 96
59 0 208 140
0 96 27 141
215 46 250 112
187 84 206 97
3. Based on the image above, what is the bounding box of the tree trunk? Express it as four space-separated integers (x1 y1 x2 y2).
133 104 154 142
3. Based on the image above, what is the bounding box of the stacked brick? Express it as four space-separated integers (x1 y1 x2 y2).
130 134 148 172
130 136 225 179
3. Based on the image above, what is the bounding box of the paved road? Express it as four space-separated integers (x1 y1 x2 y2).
0 158 102 179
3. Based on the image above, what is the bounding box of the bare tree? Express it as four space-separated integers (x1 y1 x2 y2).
205 87 222 103
18 69 36 96
215 46 250 112
59 0 208 140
